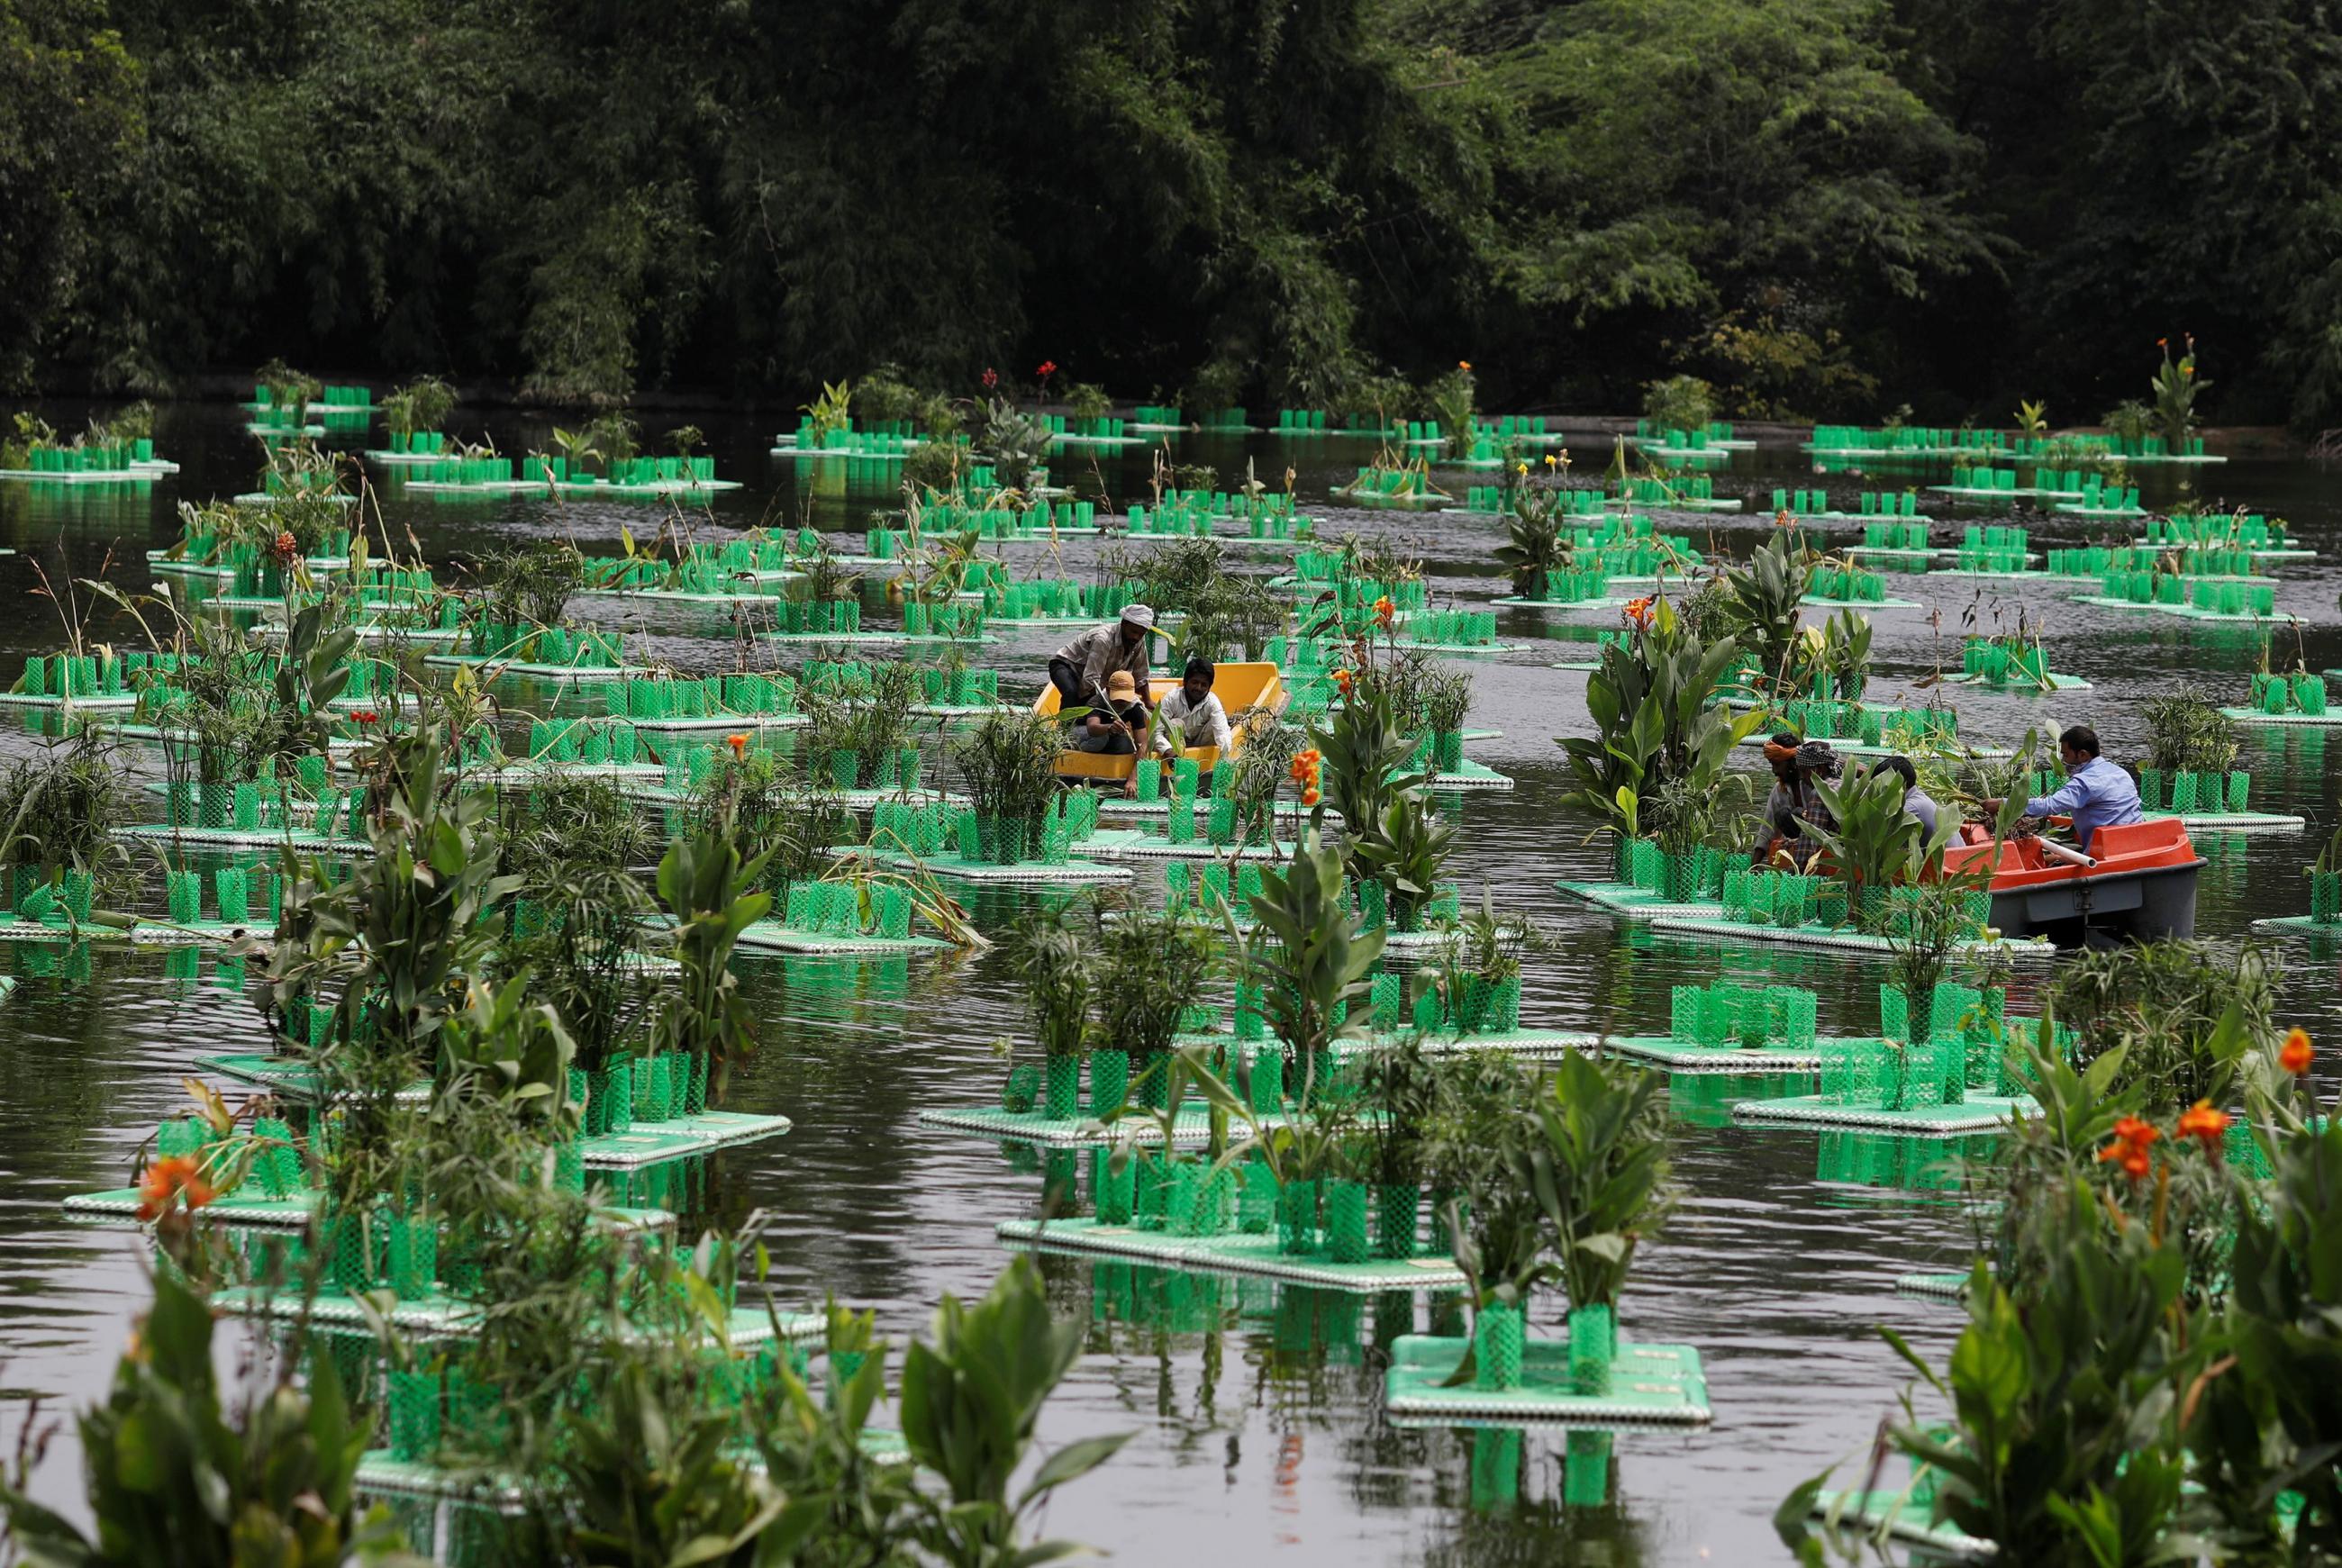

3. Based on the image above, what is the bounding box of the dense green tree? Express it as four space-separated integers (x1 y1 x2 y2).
16 0 2342 425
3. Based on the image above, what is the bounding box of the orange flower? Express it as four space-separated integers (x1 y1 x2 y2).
1373 594 1395 630
725 732 749 758
1457 359 1472 371
1332 668 1354 695
135 1156 215 1222
2176 1100 2230 1148
2097 1114 2160 1181
272 530 298 564
1622 596 1654 628
1302 787 1320 806
2281 1026 2313 1074
2157 337 2168 349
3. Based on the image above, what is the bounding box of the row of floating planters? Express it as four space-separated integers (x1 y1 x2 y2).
11 440 161 473
2143 513 2291 548
1132 404 1185 425
775 876 917 941
163 528 355 567
1807 565 1893 602
1861 520 1930 551
1162 858 1459 934
1807 424 1988 452
160 779 372 838
522 717 651 766
1617 474 1719 503
1338 465 1444 499
1961 638 2051 685
2248 672 2328 715
2092 572 2277 615
2006 431 2212 459
1718 866 1992 935
377 430 448 454
2056 477 2140 512
807 659 1000 707
253 383 371 409
1040 413 1130 439
986 578 1136 621
463 622 627 664
663 737 919 794
1464 484 1610 516
1396 610 1502 647
2042 544 2266 579
1521 568 1615 604
1769 487 1922 518
1635 419 1738 441
2137 769 2253 814
1774 700 1954 748
1671 982 1819 1050
911 499 1098 537
598 672 797 719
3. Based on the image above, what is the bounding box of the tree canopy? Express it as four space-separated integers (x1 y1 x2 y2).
3 0 2337 427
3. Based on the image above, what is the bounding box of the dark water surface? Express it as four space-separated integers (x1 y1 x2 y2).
2 404 2339 1564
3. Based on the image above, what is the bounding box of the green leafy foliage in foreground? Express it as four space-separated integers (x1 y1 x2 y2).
7 0 2341 422
1780 1018 2342 1564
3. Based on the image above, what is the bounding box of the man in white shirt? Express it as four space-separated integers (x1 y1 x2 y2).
1152 657 1233 756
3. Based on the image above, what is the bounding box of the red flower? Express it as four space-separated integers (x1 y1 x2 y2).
135 1156 215 1222
2097 1114 2161 1182
272 530 298 564
1037 360 1058 379
2176 1100 2230 1148
2281 1027 2313 1074
982 367 999 390
351 710 378 726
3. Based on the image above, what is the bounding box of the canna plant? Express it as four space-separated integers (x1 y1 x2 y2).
1349 787 1458 932
898 1257 1132 1568
1237 829 1384 1094
1809 763 1957 926
2150 338 2206 454
1512 1050 1671 1315
0 1270 404 1566
1559 594 1760 845
654 828 774 1089
1493 484 1571 596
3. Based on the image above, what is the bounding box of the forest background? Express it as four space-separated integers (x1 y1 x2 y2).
5 0 2335 428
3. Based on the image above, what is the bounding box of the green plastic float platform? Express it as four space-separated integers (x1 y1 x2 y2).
1384 1332 1711 1428
0 439 177 481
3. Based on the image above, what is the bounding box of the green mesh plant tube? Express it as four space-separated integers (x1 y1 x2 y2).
1568 1303 1617 1394
1043 1055 1081 1119
1373 1183 1420 1257
1088 1048 1130 1114
1238 1158 1276 1234
1474 1301 1525 1391
1001 1063 1040 1112
387 1368 442 1462
1092 1147 1135 1224
1323 1179 1370 1263
1275 1176 1318 1255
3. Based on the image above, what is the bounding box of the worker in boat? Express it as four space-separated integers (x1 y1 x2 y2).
1048 603 1155 723
1145 656 1237 800
1752 736 1840 866
1070 668 1154 757
1152 657 1233 758
1872 755 1941 838
1992 723 2143 854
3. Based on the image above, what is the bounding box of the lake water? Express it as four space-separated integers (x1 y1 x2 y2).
0 403 2336 1564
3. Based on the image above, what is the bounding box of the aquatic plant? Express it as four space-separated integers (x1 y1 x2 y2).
2142 688 2238 776
1643 374 1714 433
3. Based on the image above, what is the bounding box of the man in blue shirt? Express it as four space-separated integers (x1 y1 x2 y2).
2006 724 2143 853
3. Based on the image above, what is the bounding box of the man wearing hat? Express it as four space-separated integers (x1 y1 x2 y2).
1070 669 1155 759
1048 604 1156 724
1751 735 1842 866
